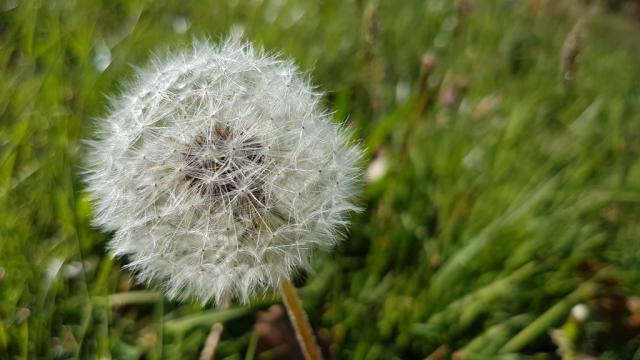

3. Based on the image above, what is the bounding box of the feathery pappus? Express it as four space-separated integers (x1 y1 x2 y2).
84 37 363 304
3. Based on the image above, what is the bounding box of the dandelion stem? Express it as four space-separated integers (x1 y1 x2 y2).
200 323 224 360
280 278 323 360
200 298 230 360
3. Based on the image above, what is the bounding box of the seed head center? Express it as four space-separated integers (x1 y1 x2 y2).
182 124 265 202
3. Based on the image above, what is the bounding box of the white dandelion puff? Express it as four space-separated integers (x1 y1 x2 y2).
84 37 363 305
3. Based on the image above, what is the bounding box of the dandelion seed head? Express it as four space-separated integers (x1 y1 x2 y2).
84 37 362 304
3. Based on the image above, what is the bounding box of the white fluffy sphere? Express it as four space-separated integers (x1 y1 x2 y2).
85 38 362 304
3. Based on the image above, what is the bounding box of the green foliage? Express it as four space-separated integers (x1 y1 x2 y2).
2 0 640 358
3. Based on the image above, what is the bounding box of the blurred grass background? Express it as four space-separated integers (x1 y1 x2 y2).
2 0 640 358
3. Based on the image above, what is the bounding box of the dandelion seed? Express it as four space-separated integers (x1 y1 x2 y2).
84 37 363 305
